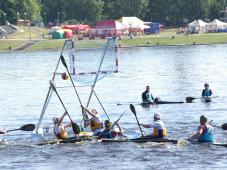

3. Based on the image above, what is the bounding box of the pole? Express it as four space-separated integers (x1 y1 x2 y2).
24 12 26 26
17 12 19 24
57 12 60 26
44 12 46 27
3 13 6 25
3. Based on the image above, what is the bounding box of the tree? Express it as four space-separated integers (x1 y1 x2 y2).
0 0 40 25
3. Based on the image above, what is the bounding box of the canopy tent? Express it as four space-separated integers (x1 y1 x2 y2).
188 19 207 33
52 30 64 39
118 16 150 33
63 25 90 32
64 29 73 38
90 20 127 38
50 26 62 33
205 19 227 32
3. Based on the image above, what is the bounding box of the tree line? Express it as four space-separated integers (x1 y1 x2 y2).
1 0 227 26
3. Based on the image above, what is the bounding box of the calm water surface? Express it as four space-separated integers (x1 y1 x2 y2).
0 44 227 170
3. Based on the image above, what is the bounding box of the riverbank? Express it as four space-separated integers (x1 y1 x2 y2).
1 26 227 51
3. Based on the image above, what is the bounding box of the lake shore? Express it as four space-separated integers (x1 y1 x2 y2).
1 27 227 51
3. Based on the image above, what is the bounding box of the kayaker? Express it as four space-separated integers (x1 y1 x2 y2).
188 115 214 142
98 120 123 139
201 83 213 98
142 85 155 104
81 105 103 136
53 111 71 139
140 112 167 137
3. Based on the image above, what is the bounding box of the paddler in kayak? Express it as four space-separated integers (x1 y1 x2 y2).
142 85 155 104
140 112 167 137
188 115 214 142
98 120 123 139
53 111 72 139
81 105 103 136
201 83 213 101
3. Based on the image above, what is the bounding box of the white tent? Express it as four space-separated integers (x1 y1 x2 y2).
205 19 227 32
118 16 150 30
188 19 207 33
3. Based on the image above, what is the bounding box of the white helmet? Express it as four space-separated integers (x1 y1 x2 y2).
154 112 161 119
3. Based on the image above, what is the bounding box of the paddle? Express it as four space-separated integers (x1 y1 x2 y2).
97 110 127 139
186 96 218 103
129 104 144 136
49 80 80 135
60 55 82 105
185 97 200 103
117 102 149 106
6 124 35 133
221 123 227 130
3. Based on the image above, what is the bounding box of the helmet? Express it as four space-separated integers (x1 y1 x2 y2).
154 112 161 119
104 120 112 128
91 109 98 115
204 83 209 87
200 115 207 123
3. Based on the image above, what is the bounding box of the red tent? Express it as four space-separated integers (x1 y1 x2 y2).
96 20 126 29
63 25 90 32
64 29 73 38
90 20 127 38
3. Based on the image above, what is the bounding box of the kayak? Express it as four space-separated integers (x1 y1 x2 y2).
101 136 178 143
36 135 227 147
36 136 93 146
141 101 184 107
36 131 93 146
201 97 212 103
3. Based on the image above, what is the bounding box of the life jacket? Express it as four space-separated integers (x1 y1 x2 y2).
152 120 167 138
202 89 212 97
90 117 103 132
54 124 68 139
198 124 214 142
142 91 154 102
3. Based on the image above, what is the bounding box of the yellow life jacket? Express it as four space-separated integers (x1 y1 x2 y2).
54 126 68 139
153 128 167 137
60 128 68 139
90 118 103 131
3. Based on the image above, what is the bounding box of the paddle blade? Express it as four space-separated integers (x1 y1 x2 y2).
185 97 196 103
20 124 35 131
130 104 136 115
72 122 80 135
221 123 227 130
60 55 67 68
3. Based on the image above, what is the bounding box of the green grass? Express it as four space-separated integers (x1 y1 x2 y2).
0 40 27 51
119 32 227 46
7 26 49 40
1 27 227 51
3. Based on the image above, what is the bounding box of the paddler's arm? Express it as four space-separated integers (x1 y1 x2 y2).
115 123 123 134
140 123 152 128
188 126 204 141
64 123 72 129
81 105 96 117
57 111 67 126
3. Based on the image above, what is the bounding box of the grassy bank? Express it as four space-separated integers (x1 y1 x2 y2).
1 27 227 51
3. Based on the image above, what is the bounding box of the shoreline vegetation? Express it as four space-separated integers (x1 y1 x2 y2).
1 26 227 52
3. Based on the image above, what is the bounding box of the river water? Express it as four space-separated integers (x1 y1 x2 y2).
0 44 227 170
